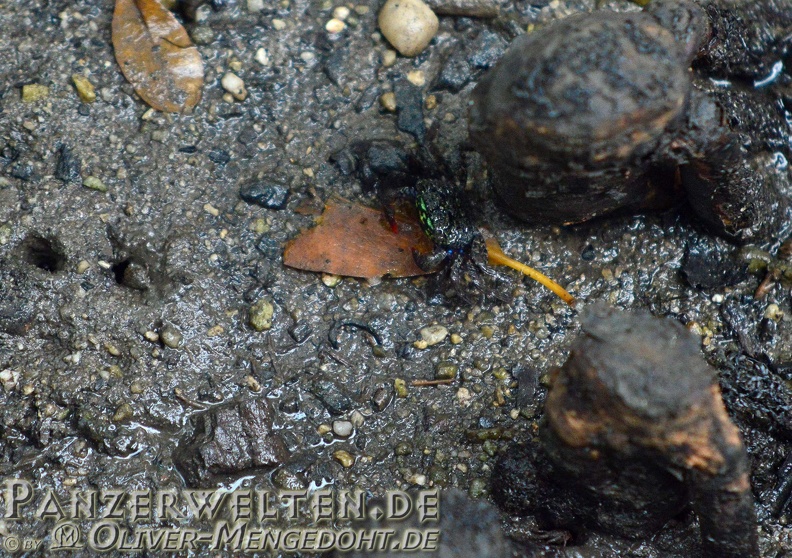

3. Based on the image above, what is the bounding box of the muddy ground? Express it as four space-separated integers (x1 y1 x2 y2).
1 0 792 556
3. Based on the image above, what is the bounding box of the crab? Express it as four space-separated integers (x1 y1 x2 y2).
468 0 792 245
333 140 512 303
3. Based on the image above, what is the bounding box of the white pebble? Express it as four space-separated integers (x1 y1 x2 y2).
378 0 438 57
325 18 346 34
247 0 264 11
420 325 448 346
333 6 351 20
221 72 247 101
333 420 354 437
255 48 270 66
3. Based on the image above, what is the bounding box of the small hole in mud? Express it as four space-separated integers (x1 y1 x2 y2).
112 259 131 284
21 235 66 273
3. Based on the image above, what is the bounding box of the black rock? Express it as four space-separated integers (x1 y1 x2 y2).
173 397 289 486
682 244 748 289
581 244 596 261
310 379 352 415
0 259 37 335
239 180 290 210
394 80 425 143
436 49 472 92
54 144 81 183
324 47 348 87
288 319 312 343
9 163 32 181
467 30 507 69
208 149 231 165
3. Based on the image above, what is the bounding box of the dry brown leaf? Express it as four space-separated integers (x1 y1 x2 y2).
112 0 204 113
284 199 434 280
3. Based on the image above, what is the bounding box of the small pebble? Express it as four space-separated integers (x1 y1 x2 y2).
379 91 397 112
255 48 271 66
246 375 262 392
272 18 287 30
207 325 224 337
425 94 437 110
72 74 96 103
406 473 427 486
112 403 133 422
204 203 220 216
333 420 354 437
0 370 19 392
322 274 342 287
394 378 408 398
83 176 107 192
76 260 91 274
161 325 183 348
22 84 49 102
333 450 355 468
406 70 425 87
450 333 463 345
326 18 346 33
249 298 274 331
221 72 247 101
765 303 783 322
333 6 351 19
435 361 458 380
378 0 438 57
456 387 473 407
382 49 398 67
144 331 159 343
247 0 264 11
317 424 333 435
420 325 448 346
350 410 365 427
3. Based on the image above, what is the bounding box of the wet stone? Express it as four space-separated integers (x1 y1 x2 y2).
288 319 312 343
160 325 183 348
0 260 37 335
208 150 231 165
10 163 32 181
332 420 354 437
173 397 289 486
394 80 425 143
682 244 748 289
311 380 352 415
371 386 393 412
239 181 290 210
436 49 472 92
54 145 81 183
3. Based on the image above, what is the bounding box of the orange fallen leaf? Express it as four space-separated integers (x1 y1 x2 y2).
284 199 433 280
112 0 204 113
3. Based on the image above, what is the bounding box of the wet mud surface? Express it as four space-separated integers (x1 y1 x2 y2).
1 0 792 556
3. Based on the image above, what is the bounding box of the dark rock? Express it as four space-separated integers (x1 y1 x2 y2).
255 236 281 259
0 145 19 164
514 365 540 409
0 259 37 335
179 145 198 153
239 180 290 210
682 244 748 289
310 379 352 415
355 84 381 113
581 244 596 261
77 104 90 116
288 319 312 343
323 47 348 87
394 80 425 143
173 397 289 486
237 127 258 145
10 163 33 181
436 49 472 92
208 149 231 165
467 30 507 69
371 386 393 412
54 144 81 183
